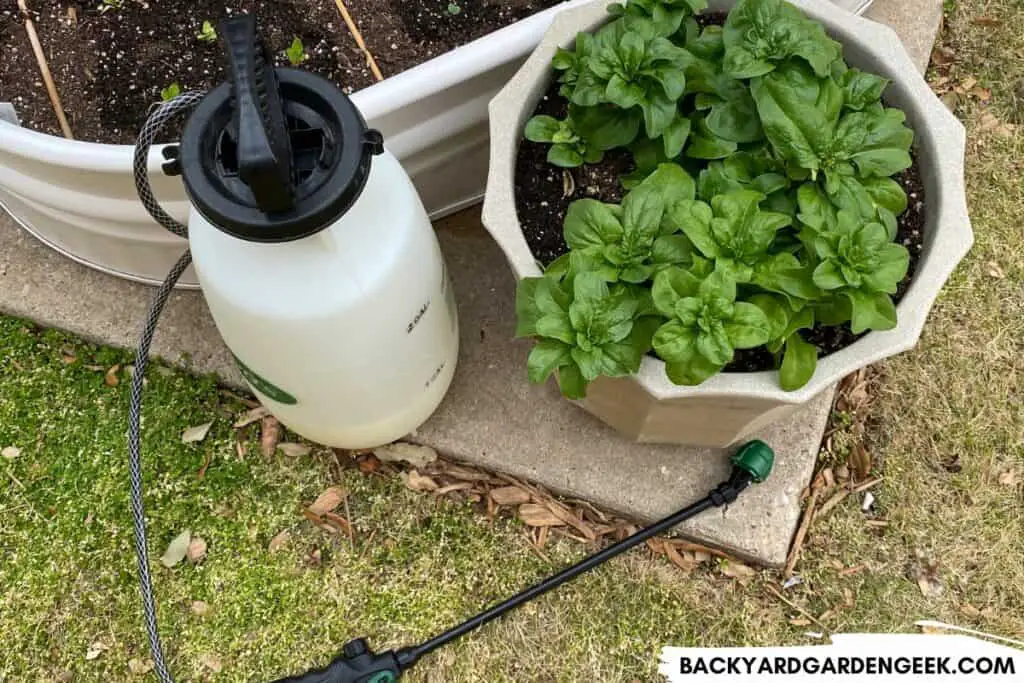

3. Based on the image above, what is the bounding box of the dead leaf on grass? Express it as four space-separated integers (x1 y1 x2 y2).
322 511 352 536
442 463 492 482
986 261 1006 279
307 486 345 517
127 658 154 675
850 443 872 481
277 442 311 458
201 653 223 673
233 406 269 428
268 530 290 553
960 603 982 618
972 16 1002 27
931 46 956 67
160 530 191 568
971 86 992 102
2 445 20 459
104 365 121 387
357 454 382 474
518 503 563 527
721 561 756 581
85 641 109 661
401 470 438 492
181 422 213 444
187 537 207 563
373 443 437 469
911 560 944 598
190 600 210 616
664 543 696 572
260 416 281 456
960 76 978 92
998 470 1019 487
490 486 531 506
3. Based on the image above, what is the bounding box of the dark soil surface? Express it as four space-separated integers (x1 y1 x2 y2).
514 83 926 374
343 0 565 77
0 0 561 144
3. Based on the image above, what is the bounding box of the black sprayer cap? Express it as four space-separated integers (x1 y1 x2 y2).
179 16 384 243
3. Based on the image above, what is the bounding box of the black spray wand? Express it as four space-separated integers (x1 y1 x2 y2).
274 441 776 683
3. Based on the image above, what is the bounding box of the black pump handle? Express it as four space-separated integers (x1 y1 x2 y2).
220 16 295 213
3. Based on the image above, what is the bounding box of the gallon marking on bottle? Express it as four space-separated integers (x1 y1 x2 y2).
406 299 431 334
232 354 298 405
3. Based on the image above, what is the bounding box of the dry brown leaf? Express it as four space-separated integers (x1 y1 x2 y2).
402 470 439 492
646 537 665 554
912 561 943 598
490 486 531 506
307 486 345 516
722 561 756 580
931 46 956 66
545 503 597 540
442 464 492 482
986 261 1006 279
998 470 1019 487
233 406 269 428
277 442 311 458
373 443 437 469
972 16 1002 27
181 422 213 444
850 443 872 481
518 503 563 527
664 543 696 572
268 530 290 553
960 603 982 618
104 364 121 387
435 482 474 496
160 530 191 568
190 600 210 616
960 76 978 92
201 653 223 673
260 416 281 457
971 86 992 102
323 511 353 536
2 445 21 459
127 658 154 675
187 537 207 563
536 525 549 549
357 454 381 474
85 641 109 660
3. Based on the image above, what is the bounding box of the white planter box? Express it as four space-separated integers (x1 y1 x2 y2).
0 0 597 288
483 0 971 447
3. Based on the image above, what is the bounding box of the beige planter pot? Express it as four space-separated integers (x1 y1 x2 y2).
483 0 972 447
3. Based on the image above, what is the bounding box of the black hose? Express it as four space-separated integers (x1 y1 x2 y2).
128 92 205 683
127 250 192 683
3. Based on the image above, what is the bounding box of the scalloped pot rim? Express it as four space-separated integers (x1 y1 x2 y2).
483 0 973 406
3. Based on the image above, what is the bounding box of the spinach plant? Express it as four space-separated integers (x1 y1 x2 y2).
516 272 658 399
517 0 917 394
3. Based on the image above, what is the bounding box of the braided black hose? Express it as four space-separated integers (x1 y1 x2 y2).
128 92 205 683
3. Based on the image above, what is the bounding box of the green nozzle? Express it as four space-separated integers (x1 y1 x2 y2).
732 440 774 483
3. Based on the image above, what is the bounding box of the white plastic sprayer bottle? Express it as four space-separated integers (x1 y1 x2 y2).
178 17 458 449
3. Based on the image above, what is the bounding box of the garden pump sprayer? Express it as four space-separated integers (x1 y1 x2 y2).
127 16 775 683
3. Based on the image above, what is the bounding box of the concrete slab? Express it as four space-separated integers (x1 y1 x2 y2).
0 0 939 566
865 0 944 73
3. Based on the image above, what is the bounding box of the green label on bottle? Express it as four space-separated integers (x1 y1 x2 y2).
232 354 298 405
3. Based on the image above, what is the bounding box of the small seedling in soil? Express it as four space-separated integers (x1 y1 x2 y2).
97 0 123 14
160 83 182 102
197 21 218 44
285 37 307 66
447 2 463 15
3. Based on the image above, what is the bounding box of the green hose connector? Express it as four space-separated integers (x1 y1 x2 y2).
732 440 775 483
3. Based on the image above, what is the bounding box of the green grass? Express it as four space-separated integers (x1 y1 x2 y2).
3 1 1024 679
